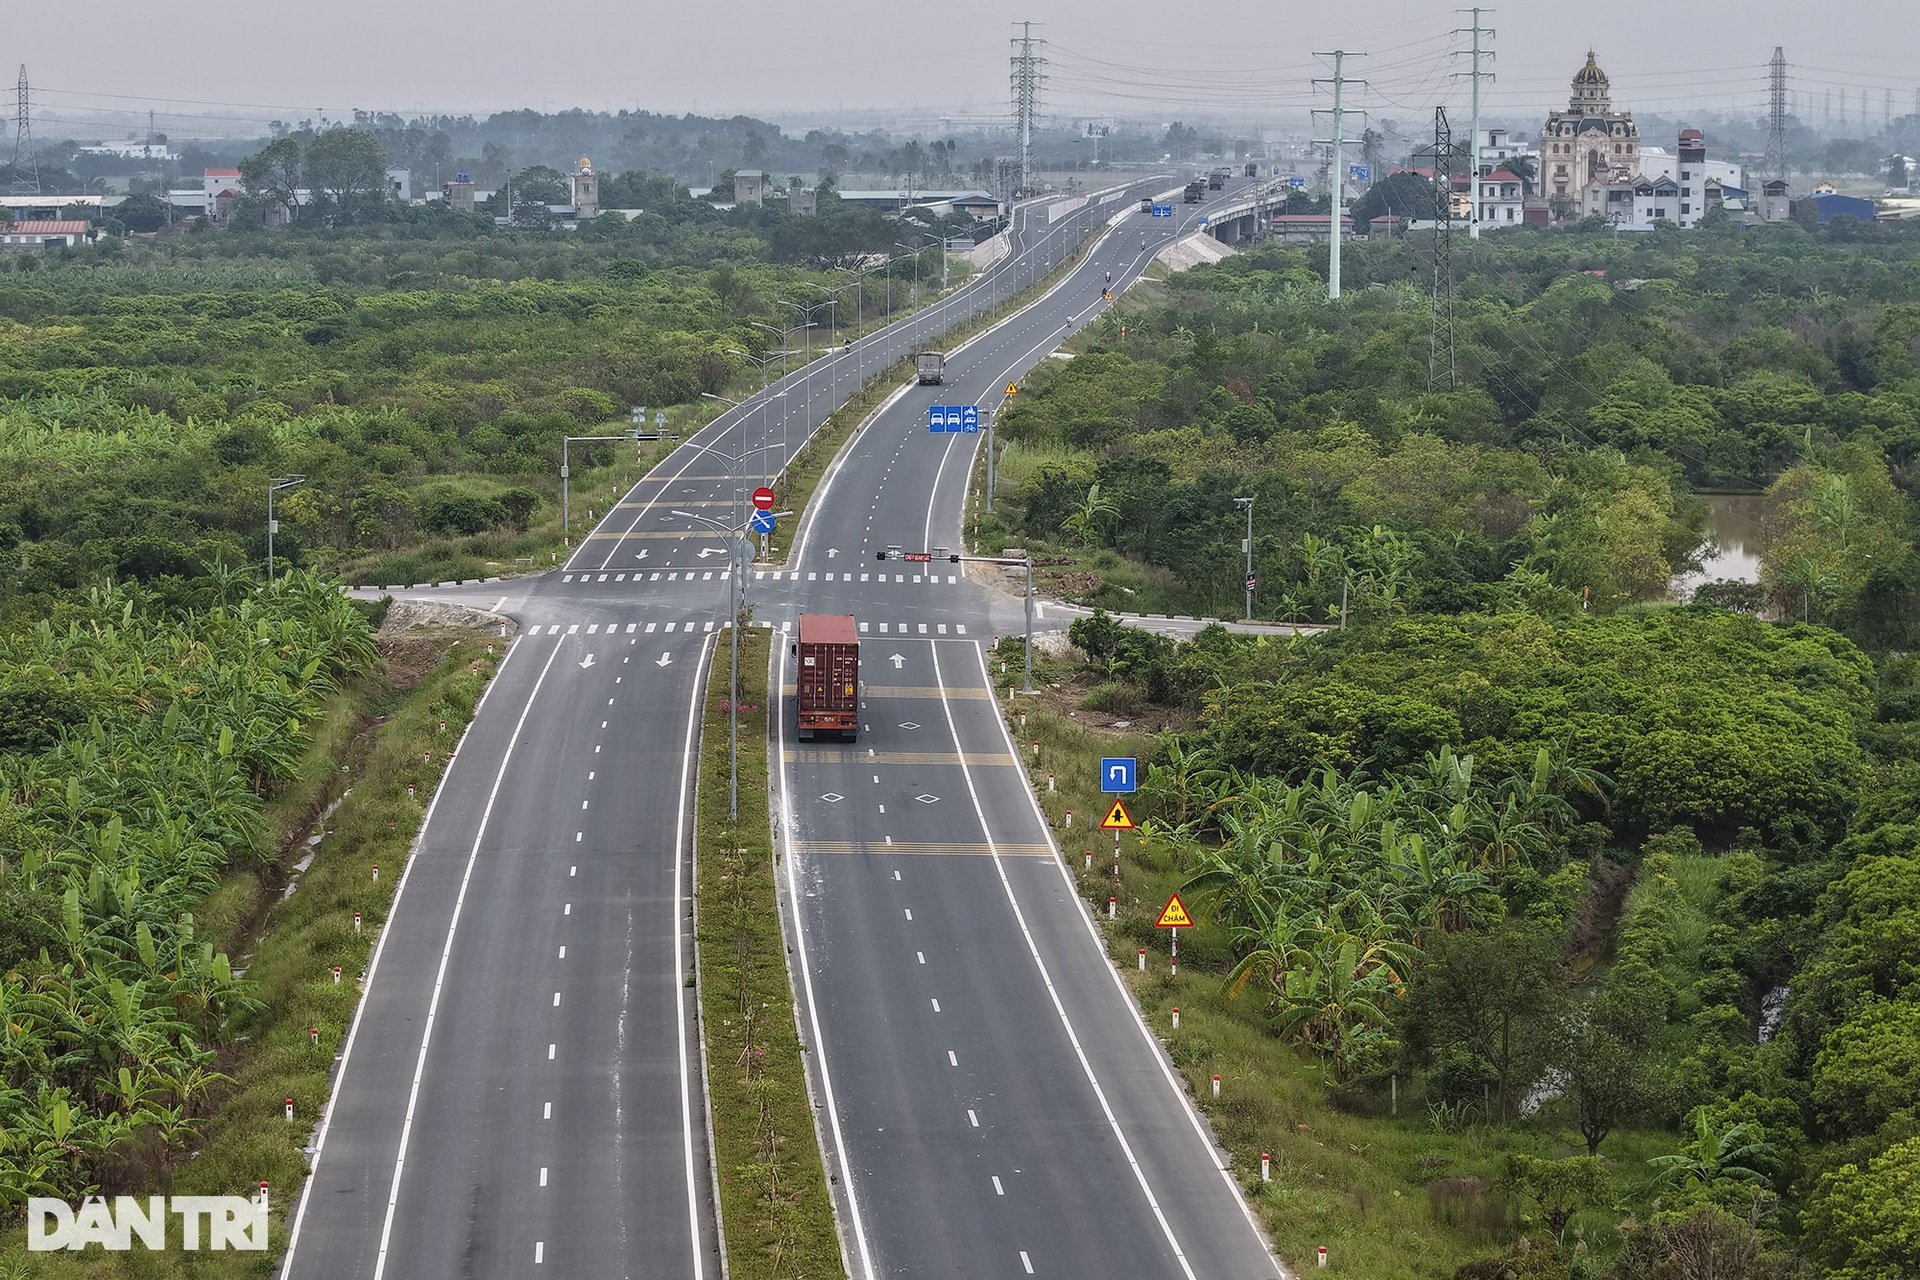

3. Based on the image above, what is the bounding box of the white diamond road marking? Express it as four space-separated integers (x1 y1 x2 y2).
915 794 940 804
820 793 844 803
898 721 921 730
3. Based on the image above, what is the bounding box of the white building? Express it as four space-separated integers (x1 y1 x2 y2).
77 142 177 163
1476 167 1529 226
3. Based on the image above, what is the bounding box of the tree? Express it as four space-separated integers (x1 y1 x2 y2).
1059 483 1118 549
113 193 173 233
1647 1108 1779 1201
1498 1154 1611 1246
1802 1135 1920 1277
1349 170 1440 228
1402 924 1565 1121
303 129 389 222
239 136 303 222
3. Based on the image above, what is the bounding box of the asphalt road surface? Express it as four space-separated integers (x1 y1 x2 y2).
290 176 1283 1279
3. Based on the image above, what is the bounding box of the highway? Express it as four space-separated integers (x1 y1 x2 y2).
289 174 1281 1279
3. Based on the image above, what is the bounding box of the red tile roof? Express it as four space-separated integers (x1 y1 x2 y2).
4 220 91 234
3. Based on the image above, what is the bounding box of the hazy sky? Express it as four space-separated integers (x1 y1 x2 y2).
10 0 1918 138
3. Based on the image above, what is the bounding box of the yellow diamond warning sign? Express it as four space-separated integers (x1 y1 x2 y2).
1100 799 1134 830
1155 893 1194 929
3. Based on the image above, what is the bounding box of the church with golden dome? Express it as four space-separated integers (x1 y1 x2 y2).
1541 52 1642 198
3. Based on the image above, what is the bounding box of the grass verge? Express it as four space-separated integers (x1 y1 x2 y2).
6 626 500 1276
991 637 1685 1278
693 625 843 1279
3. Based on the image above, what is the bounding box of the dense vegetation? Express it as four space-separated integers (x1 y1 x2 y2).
0 194 955 596
0 575 376 1203
1008 216 1920 1277
992 219 1920 651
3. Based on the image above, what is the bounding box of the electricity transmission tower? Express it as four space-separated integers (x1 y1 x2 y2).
1010 22 1046 197
1764 48 1788 180
1452 9 1494 239
10 65 39 195
1312 50 1365 300
1429 108 1461 392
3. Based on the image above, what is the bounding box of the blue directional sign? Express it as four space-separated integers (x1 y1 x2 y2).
1151 204 1173 217
749 510 776 534
1288 175 1306 189
1101 757 1137 794
1349 164 1371 181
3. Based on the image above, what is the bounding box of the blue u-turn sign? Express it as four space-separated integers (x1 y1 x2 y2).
1101 758 1137 793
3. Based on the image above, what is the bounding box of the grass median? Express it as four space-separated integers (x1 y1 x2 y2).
693 625 843 1279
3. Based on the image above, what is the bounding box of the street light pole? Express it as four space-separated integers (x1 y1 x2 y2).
266 475 306 581
1234 496 1254 621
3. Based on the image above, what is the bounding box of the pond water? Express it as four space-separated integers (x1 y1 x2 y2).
1671 493 1769 599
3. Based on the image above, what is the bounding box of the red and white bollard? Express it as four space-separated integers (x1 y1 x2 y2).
332 966 341 985
259 1182 269 1210
1138 948 1146 970
1212 1074 1221 1098
1261 1153 1271 1182
439 720 446 733
1048 772 1055 792
406 784 415 799
1064 810 1072 829
1317 1246 1328 1268
353 911 362 934
309 1027 320 1047
1084 850 1092 871
422 751 430 764
284 1098 294 1122
1171 1007 1180 1030
1032 740 1040 760
1108 896 1116 918
372 864 379 882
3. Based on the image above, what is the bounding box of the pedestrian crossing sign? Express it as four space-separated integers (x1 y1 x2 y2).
1154 894 1194 929
1100 799 1134 830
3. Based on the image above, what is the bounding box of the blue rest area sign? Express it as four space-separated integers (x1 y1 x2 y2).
749 510 776 534
1151 204 1173 217
927 405 980 434
1101 757 1137 794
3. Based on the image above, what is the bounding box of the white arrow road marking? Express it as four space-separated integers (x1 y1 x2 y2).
636 550 648 560
827 547 839 558
579 654 596 669
655 652 674 667
890 653 906 669
697 547 726 558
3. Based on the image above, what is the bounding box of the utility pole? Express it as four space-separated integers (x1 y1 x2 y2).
1010 22 1046 197
1428 107 1460 392
10 66 39 195
1453 9 1495 239
1766 48 1789 180
1313 51 1365 300
1234 497 1254 621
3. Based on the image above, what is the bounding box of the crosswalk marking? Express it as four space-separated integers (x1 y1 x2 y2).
567 624 580 634
859 621 869 632
521 617 974 640
646 622 658 633
861 573 870 582
918 623 928 634
626 623 637 633
587 624 599 634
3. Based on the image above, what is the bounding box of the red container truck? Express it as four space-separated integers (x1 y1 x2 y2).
795 614 859 741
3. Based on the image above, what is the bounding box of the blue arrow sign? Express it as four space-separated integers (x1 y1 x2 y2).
1101 757 1137 794
749 510 775 534
1151 204 1173 217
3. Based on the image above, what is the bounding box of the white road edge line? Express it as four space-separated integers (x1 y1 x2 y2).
368 634 569 1280
279 627 531 1276
672 628 720 1280
777 639 879 1280
931 642 1199 1280
967 642 1288 1277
